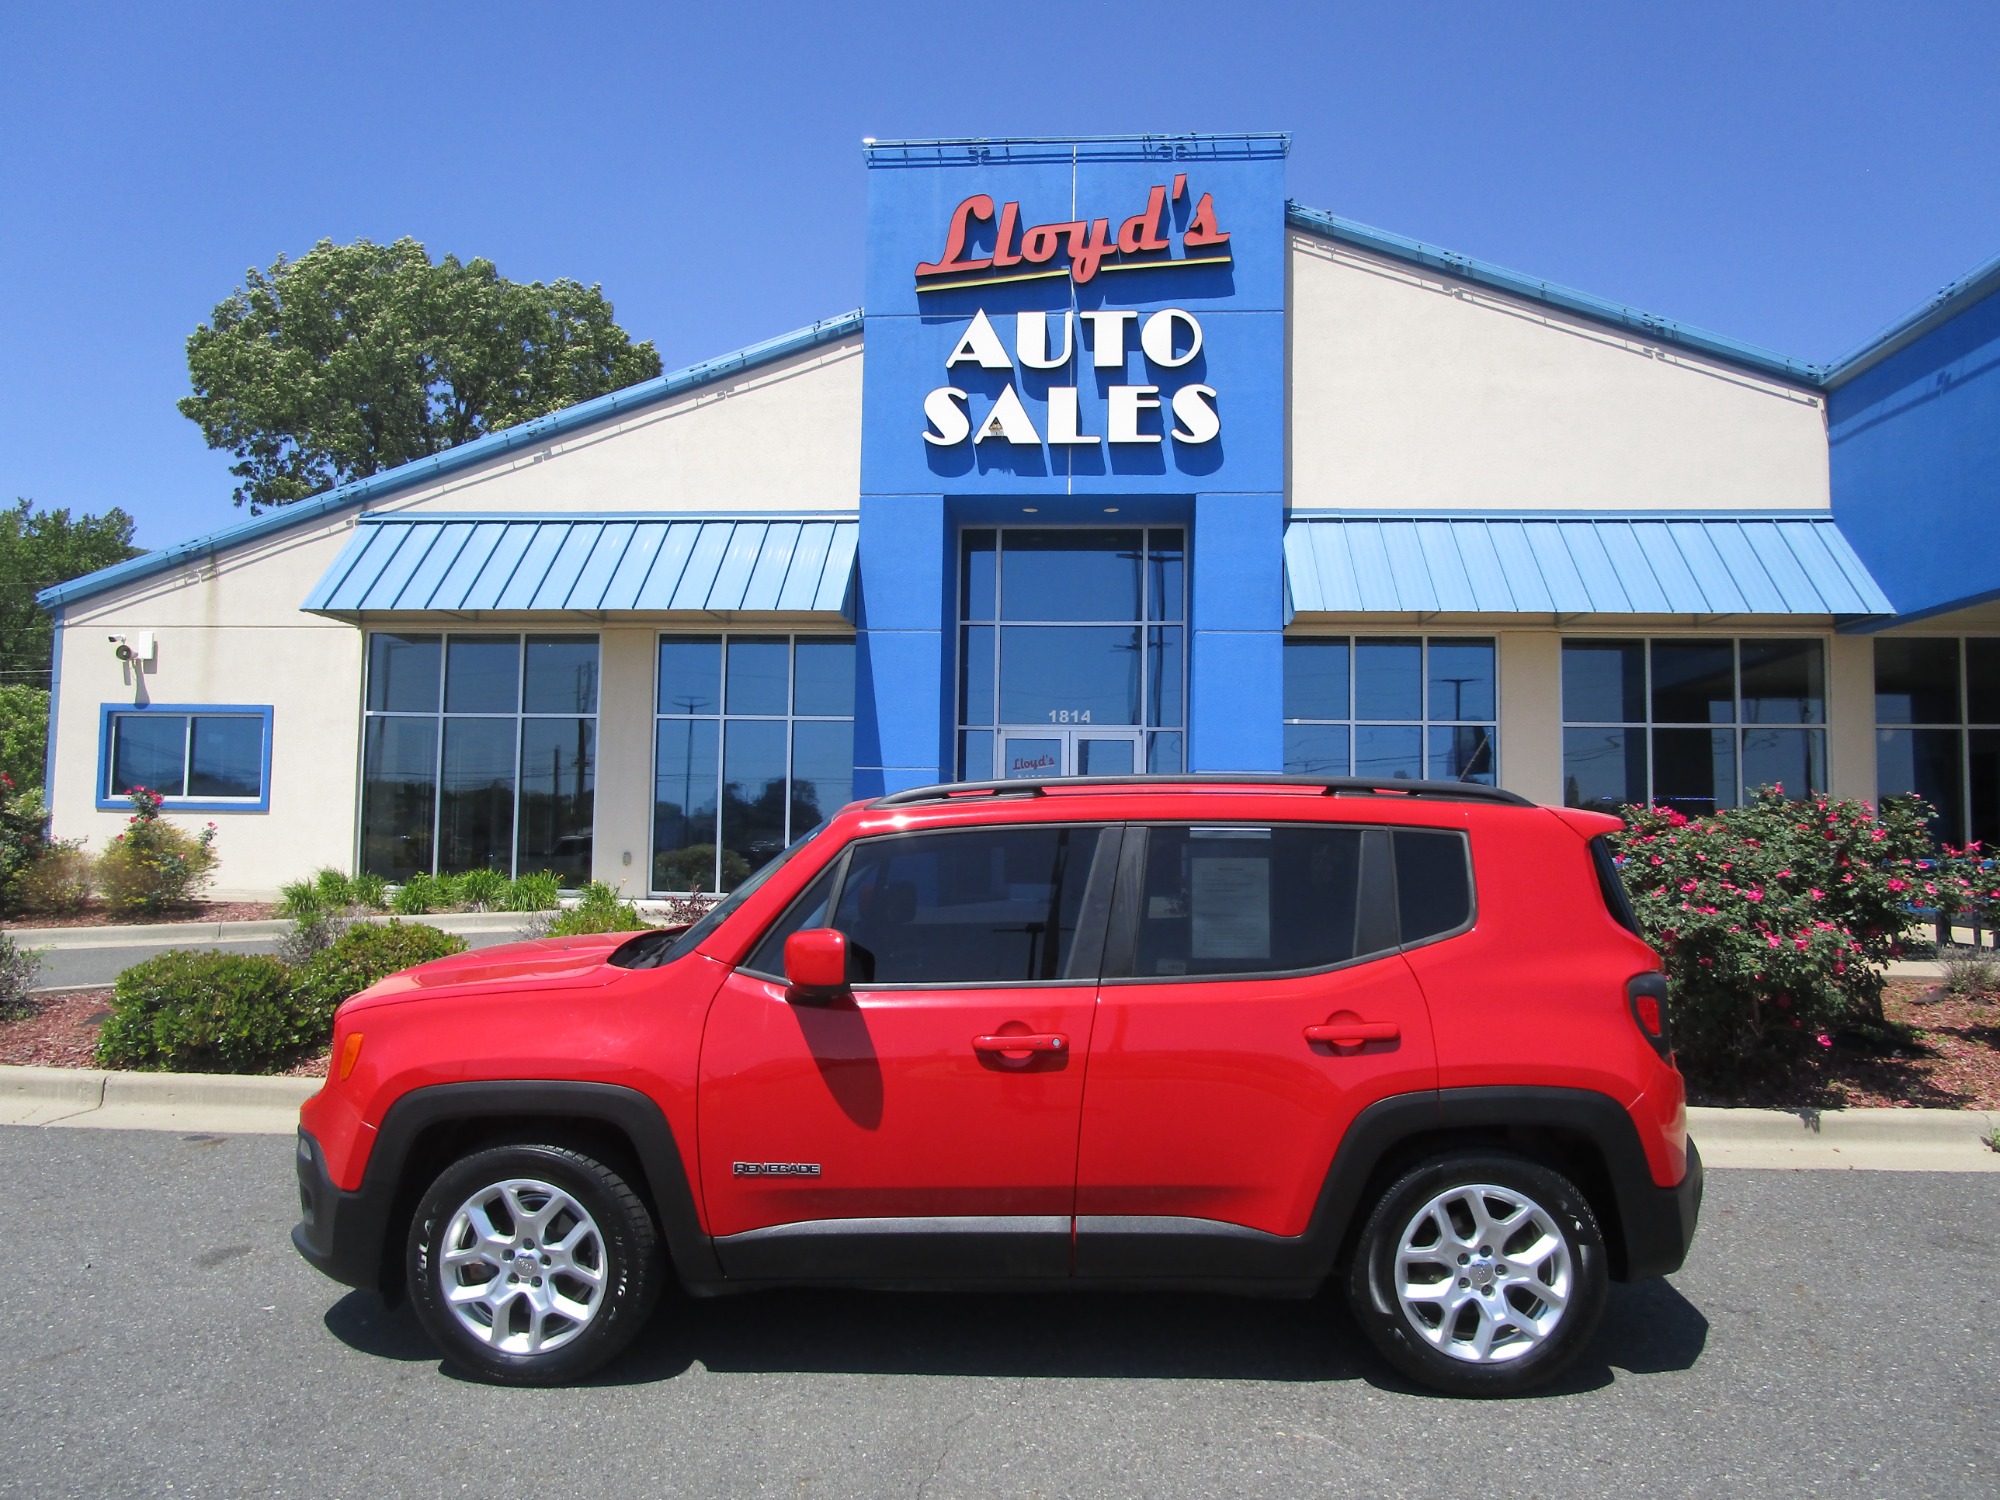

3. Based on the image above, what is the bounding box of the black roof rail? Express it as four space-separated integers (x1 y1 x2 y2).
870 774 1535 810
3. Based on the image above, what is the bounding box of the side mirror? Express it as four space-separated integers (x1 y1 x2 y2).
784 928 849 1000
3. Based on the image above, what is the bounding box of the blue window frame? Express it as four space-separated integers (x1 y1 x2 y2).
96 704 273 813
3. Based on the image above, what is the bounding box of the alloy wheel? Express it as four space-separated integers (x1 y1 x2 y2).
1392 1182 1572 1364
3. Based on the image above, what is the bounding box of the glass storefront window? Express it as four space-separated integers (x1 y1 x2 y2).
653 634 854 892
1875 637 2000 844
1561 637 1826 818
359 633 598 882
1283 636 1497 784
959 528 1185 777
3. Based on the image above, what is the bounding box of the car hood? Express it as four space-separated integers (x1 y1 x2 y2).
339 932 645 1014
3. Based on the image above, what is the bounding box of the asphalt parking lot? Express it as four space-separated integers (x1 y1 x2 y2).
2 1126 1994 1499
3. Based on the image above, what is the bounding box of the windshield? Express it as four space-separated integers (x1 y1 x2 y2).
614 820 834 970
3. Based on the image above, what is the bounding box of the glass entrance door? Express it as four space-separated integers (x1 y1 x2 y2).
957 527 1187 779
994 728 1143 780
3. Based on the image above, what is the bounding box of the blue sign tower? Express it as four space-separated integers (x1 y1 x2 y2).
854 133 1290 795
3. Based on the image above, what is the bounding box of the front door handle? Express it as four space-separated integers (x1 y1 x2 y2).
972 1033 1068 1055
1304 1020 1400 1046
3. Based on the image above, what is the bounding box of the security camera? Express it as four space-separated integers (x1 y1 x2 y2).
108 632 156 665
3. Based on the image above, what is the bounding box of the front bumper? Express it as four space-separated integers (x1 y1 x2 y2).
1618 1136 1704 1281
291 1128 393 1294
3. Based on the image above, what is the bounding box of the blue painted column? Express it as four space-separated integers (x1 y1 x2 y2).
1190 492 1285 772
853 493 952 797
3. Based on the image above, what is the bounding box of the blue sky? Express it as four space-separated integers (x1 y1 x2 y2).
4 1 1996 548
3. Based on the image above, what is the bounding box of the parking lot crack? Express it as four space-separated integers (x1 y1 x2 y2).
915 1410 973 1499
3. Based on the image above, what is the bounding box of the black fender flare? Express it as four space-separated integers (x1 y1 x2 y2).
1304 1085 1700 1283
293 1080 719 1297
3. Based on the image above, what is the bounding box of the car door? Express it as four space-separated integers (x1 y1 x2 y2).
698 820 1120 1280
1072 820 1439 1275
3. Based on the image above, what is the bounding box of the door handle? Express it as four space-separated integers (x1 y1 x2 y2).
1304 1020 1399 1046
972 1033 1068 1055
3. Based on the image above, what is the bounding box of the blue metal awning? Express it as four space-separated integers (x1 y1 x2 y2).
1283 514 1893 618
304 514 858 618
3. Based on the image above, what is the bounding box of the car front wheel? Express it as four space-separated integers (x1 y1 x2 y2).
407 1143 662 1385
1347 1151 1607 1396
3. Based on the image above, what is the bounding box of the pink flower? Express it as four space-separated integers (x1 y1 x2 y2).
1887 878 1908 892
1815 1033 1832 1049
1810 889 1824 900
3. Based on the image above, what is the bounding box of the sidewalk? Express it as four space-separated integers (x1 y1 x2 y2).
6 909 536 952
3 1064 1995 1168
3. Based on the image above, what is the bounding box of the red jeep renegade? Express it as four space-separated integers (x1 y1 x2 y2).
293 775 1701 1396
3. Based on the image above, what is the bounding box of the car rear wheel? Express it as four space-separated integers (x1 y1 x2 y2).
1347 1151 1607 1397
407 1143 662 1385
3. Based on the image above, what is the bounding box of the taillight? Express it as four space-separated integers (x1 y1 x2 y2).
1627 973 1672 1060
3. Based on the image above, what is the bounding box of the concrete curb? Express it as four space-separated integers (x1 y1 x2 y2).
5 1062 1997 1164
1 1064 317 1134
4 909 541 952
1687 1105 2000 1171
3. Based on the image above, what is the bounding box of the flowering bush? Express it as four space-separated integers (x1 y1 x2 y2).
94 787 218 913
1613 788 1947 1074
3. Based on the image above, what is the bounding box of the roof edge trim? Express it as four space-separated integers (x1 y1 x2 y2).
36 309 867 612
1286 203 1825 387
1820 249 2000 390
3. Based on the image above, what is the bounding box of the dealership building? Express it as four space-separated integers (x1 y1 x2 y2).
36 133 2000 896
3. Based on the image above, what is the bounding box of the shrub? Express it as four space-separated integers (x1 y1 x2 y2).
283 867 390 920
505 870 562 911
0 932 42 1021
392 870 447 914
1613 788 1936 1075
13 839 93 914
454 867 508 911
541 881 651 937
95 950 307 1072
0 774 52 913
291 919 468 1032
95 787 218 913
348 871 388 910
1938 949 2000 998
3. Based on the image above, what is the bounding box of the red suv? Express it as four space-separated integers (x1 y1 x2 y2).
293 775 1700 1396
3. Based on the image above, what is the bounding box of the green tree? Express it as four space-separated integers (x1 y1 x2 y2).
0 685 49 791
179 238 664 513
0 500 140 689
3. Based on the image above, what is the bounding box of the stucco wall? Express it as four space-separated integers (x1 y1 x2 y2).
373 339 862 517
46 337 866 896
1287 232 1830 512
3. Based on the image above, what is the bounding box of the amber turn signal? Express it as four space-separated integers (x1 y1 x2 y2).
337 1032 365 1080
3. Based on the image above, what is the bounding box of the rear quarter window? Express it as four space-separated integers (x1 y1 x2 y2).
1393 829 1473 945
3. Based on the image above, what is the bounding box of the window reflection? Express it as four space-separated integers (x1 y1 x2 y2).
1284 637 1496 783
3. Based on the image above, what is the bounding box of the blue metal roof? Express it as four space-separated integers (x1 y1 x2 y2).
1285 203 1825 387
304 515 858 618
1283 513 1893 618
36 310 865 613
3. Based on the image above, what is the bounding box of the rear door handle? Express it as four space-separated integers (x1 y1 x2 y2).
972 1033 1067 1055
1303 1021 1400 1046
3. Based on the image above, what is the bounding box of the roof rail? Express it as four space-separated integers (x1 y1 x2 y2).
871 774 1535 810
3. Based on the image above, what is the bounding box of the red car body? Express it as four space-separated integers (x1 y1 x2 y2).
294 777 1699 1311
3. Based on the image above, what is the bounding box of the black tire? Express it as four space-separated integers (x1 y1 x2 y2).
407 1143 662 1385
1346 1151 1607 1397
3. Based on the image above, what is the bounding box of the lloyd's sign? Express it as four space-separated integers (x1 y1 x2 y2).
860 134 1287 497
916 177 1229 455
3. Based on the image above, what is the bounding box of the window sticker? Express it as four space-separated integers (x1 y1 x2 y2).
1190 855 1270 960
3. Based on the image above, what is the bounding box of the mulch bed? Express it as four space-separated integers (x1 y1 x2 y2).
0 988 116 1068
5 977 1994 1107
1 901 279 931
1685 978 2000 1110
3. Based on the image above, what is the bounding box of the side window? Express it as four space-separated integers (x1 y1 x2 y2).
829 825 1111 985
1394 830 1474 945
1128 825 1374 978
741 860 844 978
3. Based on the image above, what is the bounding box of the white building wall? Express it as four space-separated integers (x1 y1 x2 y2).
47 337 865 897
1287 232 1830 512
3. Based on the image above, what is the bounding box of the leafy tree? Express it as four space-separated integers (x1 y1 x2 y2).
179 238 664 512
0 500 140 687
0 686 49 791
